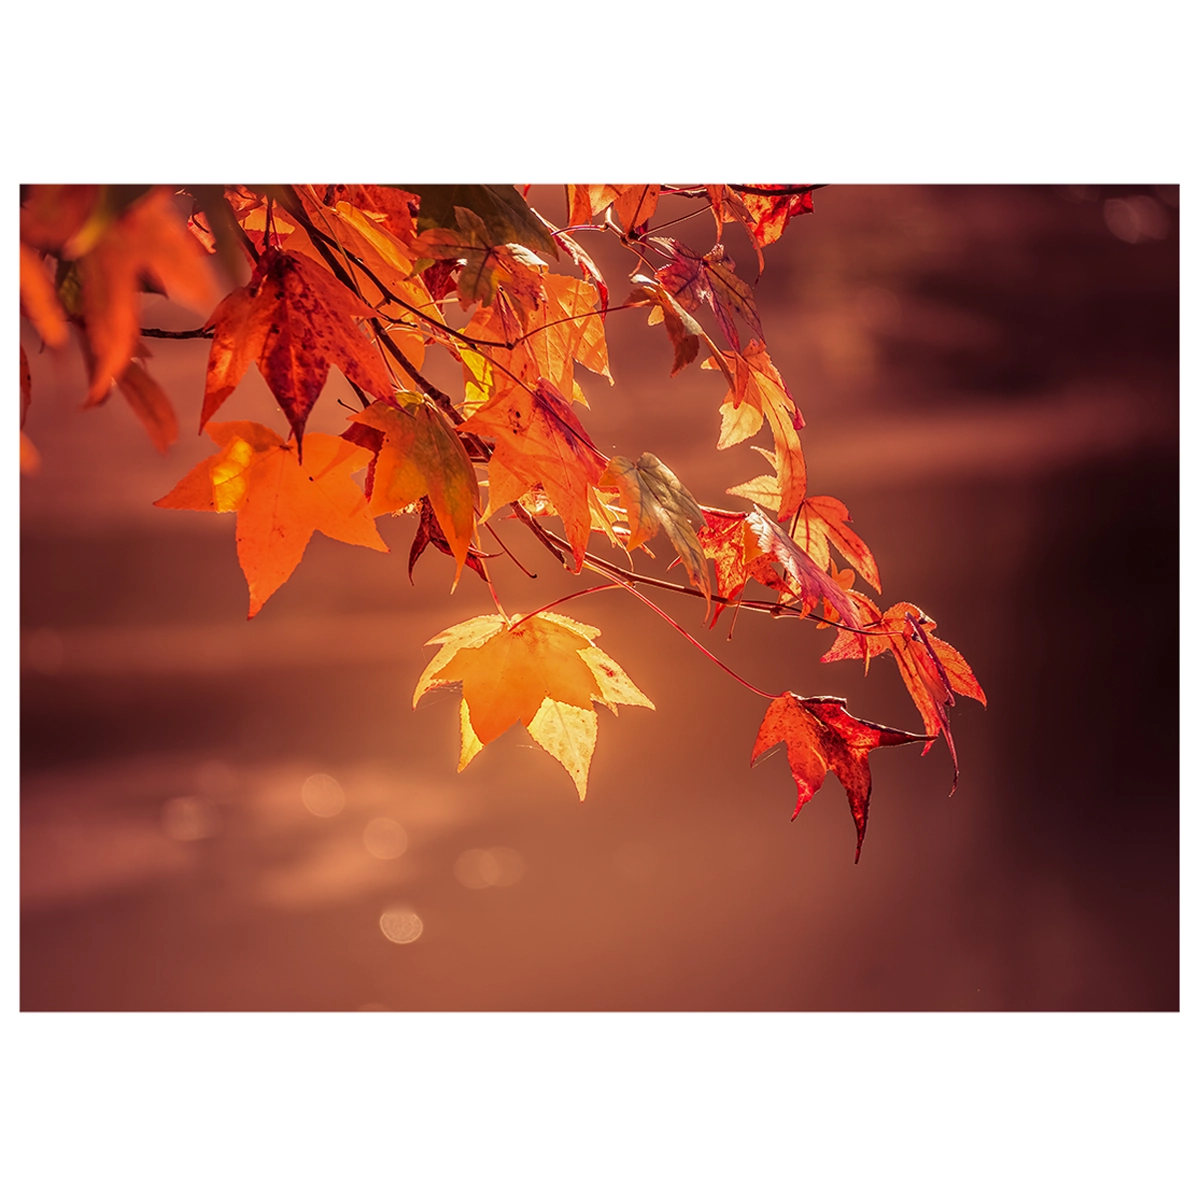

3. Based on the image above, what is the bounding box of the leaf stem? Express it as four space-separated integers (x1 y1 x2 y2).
580 561 779 700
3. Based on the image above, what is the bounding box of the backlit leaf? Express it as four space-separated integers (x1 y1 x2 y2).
154 420 387 617
753 693 931 862
413 610 653 798
200 248 395 450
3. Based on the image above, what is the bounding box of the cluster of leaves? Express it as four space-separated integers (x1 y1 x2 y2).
19 182 985 862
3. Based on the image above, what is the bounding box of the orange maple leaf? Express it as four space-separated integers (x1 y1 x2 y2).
413 610 653 799
704 340 807 520
753 693 931 862
459 379 607 571
821 600 986 790
201 248 395 450
726 455 881 594
346 398 479 585
154 420 387 617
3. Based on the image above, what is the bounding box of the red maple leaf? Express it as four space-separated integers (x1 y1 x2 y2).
753 693 931 862
201 248 395 451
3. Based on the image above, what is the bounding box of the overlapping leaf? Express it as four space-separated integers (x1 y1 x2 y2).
411 208 547 323
413 610 653 798
599 453 710 602
822 600 986 789
21 186 220 404
460 378 607 571
727 452 881 594
652 238 763 351
460 273 611 410
200 248 394 451
753 693 931 862
154 420 387 617
346 398 479 584
697 508 862 630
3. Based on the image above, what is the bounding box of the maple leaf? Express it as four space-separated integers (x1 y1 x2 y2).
346 398 479 585
154 420 387 617
460 378 607 571
460 273 611 413
753 693 932 862
545 223 609 311
731 186 815 247
698 508 862 630
652 238 763 352
200 248 395 452
704 341 806 520
746 510 864 629
599 453 710 603
413 610 653 799
46 187 221 404
822 601 986 790
726 454 880 594
611 185 661 235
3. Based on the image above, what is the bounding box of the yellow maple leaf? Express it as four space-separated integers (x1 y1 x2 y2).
413 611 653 799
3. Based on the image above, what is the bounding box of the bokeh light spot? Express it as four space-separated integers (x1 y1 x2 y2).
363 817 407 860
301 772 345 817
454 846 525 889
161 795 222 841
379 906 423 944
1103 195 1170 244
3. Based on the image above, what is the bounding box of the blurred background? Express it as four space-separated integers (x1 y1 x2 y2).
19 184 1179 1011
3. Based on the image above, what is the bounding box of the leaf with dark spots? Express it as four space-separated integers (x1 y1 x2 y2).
201 248 395 453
